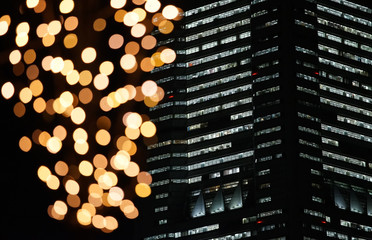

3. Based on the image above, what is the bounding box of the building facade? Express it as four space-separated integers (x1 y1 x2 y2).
141 0 372 239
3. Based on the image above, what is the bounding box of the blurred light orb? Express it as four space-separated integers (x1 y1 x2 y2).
46 175 60 190
19 87 33 104
99 61 114 75
158 20 174 34
96 129 111 146
120 54 136 70
48 20 62 35
79 160 94 176
123 12 139 27
141 35 156 50
71 107 86 125
137 171 152 184
0 21 9 36
135 183 151 198
55 161 69 176
9 50 22 65
124 161 140 177
108 34 124 49
124 112 142 128
131 23 146 38
93 74 109 90
64 16 78 31
92 215 106 229
162 5 179 19
1 82 15 99
141 80 157 96
160 48 176 63
140 121 156 138
65 179 80 195
59 0 75 14
105 216 118 231
93 18 106 32
54 200 68 215
109 186 124 201
77 209 92 226
50 57 65 73
16 22 30 34
19 136 32 152
110 0 126 9
145 0 161 13
46 136 62 154
81 47 97 64
26 0 40 8
73 128 88 142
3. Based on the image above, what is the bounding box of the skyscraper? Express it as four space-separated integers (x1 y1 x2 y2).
141 0 372 239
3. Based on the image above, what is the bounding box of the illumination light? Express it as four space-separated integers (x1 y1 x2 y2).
0 0 181 232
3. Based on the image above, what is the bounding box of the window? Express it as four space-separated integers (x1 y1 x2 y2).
155 206 168 213
322 123 372 144
297 86 318 96
323 150 366 167
187 97 252 119
296 46 316 55
320 97 372 117
254 72 280 83
299 139 319 148
318 18 372 40
253 46 279 57
256 86 279 96
188 150 253 171
255 126 281 136
231 110 253 121
258 209 282 218
257 169 270 176
258 196 272 203
257 139 282 149
318 4 372 26
185 19 250 42
187 84 251 106
298 126 320 135
185 5 250 29
322 137 339 147
337 115 372 131
254 112 281 123
340 220 372 232
323 164 372 182
328 0 372 14
178 62 238 81
185 0 238 17
186 46 250 68
259 183 271 189
223 167 240 176
187 142 232 158
319 57 368 76
295 19 314 29
187 122 208 131
304 208 325 218
187 70 251 93
209 172 221 179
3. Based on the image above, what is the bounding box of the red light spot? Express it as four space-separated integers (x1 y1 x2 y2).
168 95 174 99
321 220 326 224
252 72 258 76
257 220 263 224
314 72 319 75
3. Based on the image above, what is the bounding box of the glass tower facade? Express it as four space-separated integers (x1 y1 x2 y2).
140 0 372 239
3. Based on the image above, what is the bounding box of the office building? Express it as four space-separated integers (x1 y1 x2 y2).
140 0 372 239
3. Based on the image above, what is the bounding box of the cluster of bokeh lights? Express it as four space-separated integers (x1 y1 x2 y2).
0 0 181 232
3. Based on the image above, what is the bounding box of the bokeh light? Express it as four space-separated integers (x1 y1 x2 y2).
0 0 181 232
